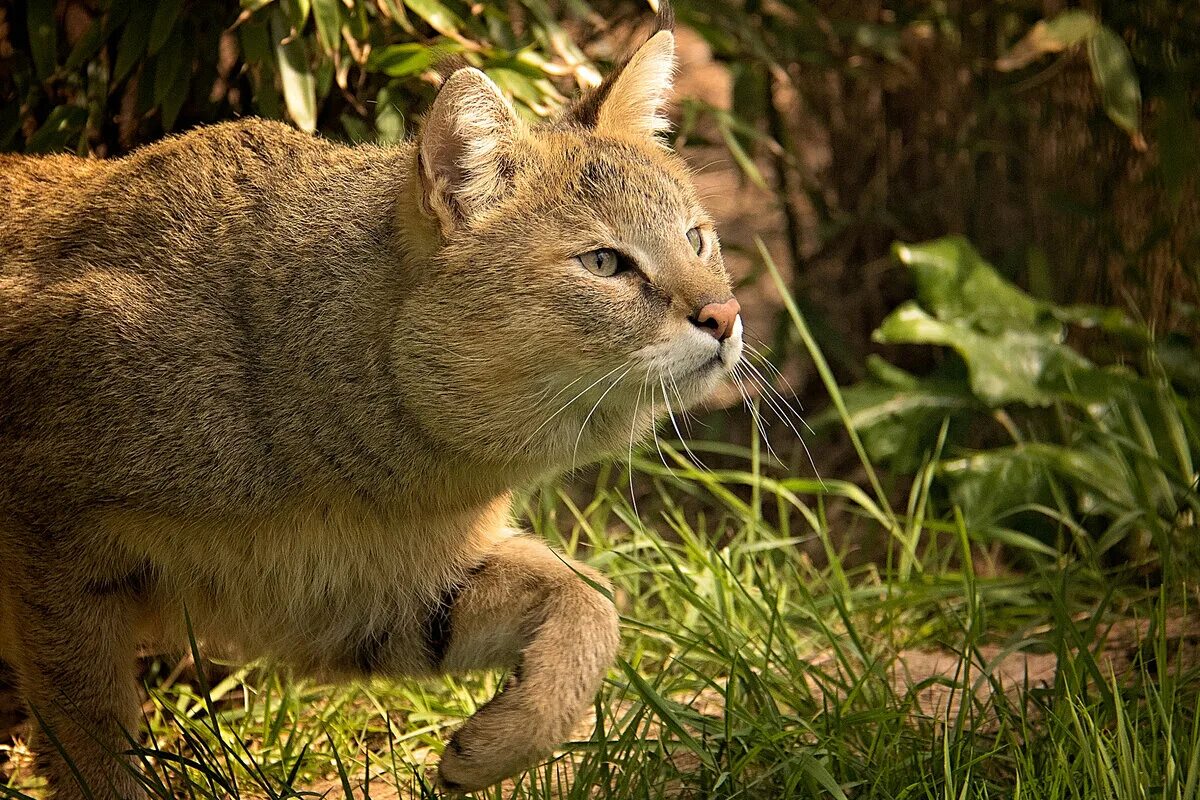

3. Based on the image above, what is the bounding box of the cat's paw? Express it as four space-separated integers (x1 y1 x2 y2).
435 710 543 794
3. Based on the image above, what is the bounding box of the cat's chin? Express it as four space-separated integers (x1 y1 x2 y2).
673 359 736 408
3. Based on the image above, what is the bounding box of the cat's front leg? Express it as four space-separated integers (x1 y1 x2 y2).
420 533 620 793
5 533 149 800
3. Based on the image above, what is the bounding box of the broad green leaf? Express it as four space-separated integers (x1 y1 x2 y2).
1043 10 1100 47
403 0 462 38
147 0 184 55
367 43 443 78
113 9 154 85
874 301 1093 407
830 357 977 469
376 0 413 33
311 0 342 55
892 237 1051 333
995 10 1098 71
155 29 191 129
27 0 58 81
340 113 370 143
25 105 88 154
281 0 311 28
374 84 406 144
1024 443 1137 511
883 238 1164 412
941 450 1053 537
1087 25 1145 148
270 8 318 132
239 20 283 119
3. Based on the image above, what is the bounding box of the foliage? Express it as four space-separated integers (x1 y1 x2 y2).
835 236 1200 569
0 0 599 155
675 0 1199 352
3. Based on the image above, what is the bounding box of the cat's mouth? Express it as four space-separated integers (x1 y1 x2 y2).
689 353 724 377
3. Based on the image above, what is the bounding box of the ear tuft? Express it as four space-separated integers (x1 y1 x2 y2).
565 30 676 141
419 68 522 230
652 1 675 34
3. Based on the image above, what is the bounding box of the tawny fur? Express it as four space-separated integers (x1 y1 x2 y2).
0 23 738 799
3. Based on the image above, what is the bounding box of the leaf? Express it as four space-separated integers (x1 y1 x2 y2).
239 20 283 119
26 0 58 81
996 10 1098 71
893 238 1057 333
156 29 192 129
147 0 184 55
882 238 1110 407
64 17 107 71
25 105 88 154
270 8 318 132
311 0 342 55
113 9 154 86
618 659 717 770
154 32 184 107
367 42 441 78
1087 25 1146 150
941 450 1053 537
374 84 405 144
403 0 462 38
340 113 370 143
281 0 311 28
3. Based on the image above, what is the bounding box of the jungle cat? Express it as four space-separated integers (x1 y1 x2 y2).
0 13 743 798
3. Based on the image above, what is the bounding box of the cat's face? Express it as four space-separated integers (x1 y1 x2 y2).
405 30 742 470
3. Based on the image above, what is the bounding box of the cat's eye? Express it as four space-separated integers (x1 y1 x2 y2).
576 248 625 277
687 226 704 256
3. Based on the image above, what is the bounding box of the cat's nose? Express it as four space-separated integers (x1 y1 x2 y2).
690 298 741 341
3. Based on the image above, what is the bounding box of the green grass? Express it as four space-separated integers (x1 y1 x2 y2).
5 452 1197 799
4 272 1198 800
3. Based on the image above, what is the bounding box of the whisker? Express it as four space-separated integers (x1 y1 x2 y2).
743 358 816 437
516 362 629 454
744 342 804 409
738 364 825 487
659 375 710 473
734 364 783 465
645 377 671 471
664 367 693 435
627 374 646 522
572 366 633 469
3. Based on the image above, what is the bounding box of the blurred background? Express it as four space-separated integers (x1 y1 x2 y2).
2 1 1199 796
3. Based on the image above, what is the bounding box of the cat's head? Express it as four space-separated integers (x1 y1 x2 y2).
402 17 743 472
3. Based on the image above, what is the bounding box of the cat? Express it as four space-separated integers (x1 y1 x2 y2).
0 8 742 796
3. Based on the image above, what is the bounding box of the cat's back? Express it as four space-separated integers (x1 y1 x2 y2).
1 119 330 265
0 119 405 515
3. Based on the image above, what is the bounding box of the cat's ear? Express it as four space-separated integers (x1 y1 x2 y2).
565 28 676 141
419 67 522 230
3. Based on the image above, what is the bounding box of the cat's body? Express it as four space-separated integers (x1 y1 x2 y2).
0 14 743 798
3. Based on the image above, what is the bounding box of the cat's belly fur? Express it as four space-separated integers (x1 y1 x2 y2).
102 495 512 675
